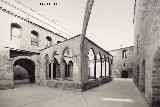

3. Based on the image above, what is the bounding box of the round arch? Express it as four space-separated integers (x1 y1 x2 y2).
13 58 35 84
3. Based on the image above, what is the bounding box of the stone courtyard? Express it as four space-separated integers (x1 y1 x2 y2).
0 78 149 107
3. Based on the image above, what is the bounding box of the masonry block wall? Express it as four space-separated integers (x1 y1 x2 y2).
39 35 82 89
0 3 65 52
0 48 13 89
134 0 160 106
109 46 134 78
0 0 66 89
0 0 113 91
39 36 113 91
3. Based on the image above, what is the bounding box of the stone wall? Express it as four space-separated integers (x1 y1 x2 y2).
134 0 160 106
0 1 66 89
109 46 134 78
0 0 113 91
39 36 113 91
40 35 82 83
82 37 113 83
0 3 65 53
0 48 14 89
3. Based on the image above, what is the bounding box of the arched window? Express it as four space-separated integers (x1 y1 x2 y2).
88 48 96 79
46 36 52 47
31 30 38 46
11 23 21 39
122 50 127 58
67 61 73 78
96 53 101 78
61 47 73 80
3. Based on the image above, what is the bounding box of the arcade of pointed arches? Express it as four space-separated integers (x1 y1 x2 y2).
45 47 74 81
44 47 112 81
88 48 111 79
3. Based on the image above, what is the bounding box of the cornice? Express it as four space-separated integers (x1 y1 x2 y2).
0 1 67 39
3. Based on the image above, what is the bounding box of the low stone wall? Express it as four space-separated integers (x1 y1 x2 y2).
81 77 112 91
45 77 112 91
45 80 82 91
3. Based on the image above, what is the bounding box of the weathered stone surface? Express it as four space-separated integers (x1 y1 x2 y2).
109 46 134 78
134 0 160 106
0 0 113 92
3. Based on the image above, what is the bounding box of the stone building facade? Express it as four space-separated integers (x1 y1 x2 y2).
0 0 113 91
134 0 160 106
109 46 134 78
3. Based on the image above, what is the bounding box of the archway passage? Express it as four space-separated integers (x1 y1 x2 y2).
13 58 35 84
121 70 128 78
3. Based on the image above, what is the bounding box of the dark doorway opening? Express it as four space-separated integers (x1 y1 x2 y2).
13 58 35 85
67 61 73 78
121 70 128 78
53 58 60 79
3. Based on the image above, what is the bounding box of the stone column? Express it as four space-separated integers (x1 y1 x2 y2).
51 60 53 79
94 59 96 79
60 60 65 81
100 59 102 78
108 60 111 77
105 60 106 77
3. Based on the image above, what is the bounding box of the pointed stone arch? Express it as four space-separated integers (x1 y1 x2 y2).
88 48 96 79
53 58 60 79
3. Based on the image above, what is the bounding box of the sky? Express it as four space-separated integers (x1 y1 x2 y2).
16 0 135 51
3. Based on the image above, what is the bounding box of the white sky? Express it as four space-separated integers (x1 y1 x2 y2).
16 0 135 51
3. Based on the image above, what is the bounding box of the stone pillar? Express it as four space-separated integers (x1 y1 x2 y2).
108 59 111 77
94 59 96 79
51 61 53 79
60 60 65 80
100 59 102 78
105 60 106 77
0 48 14 89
